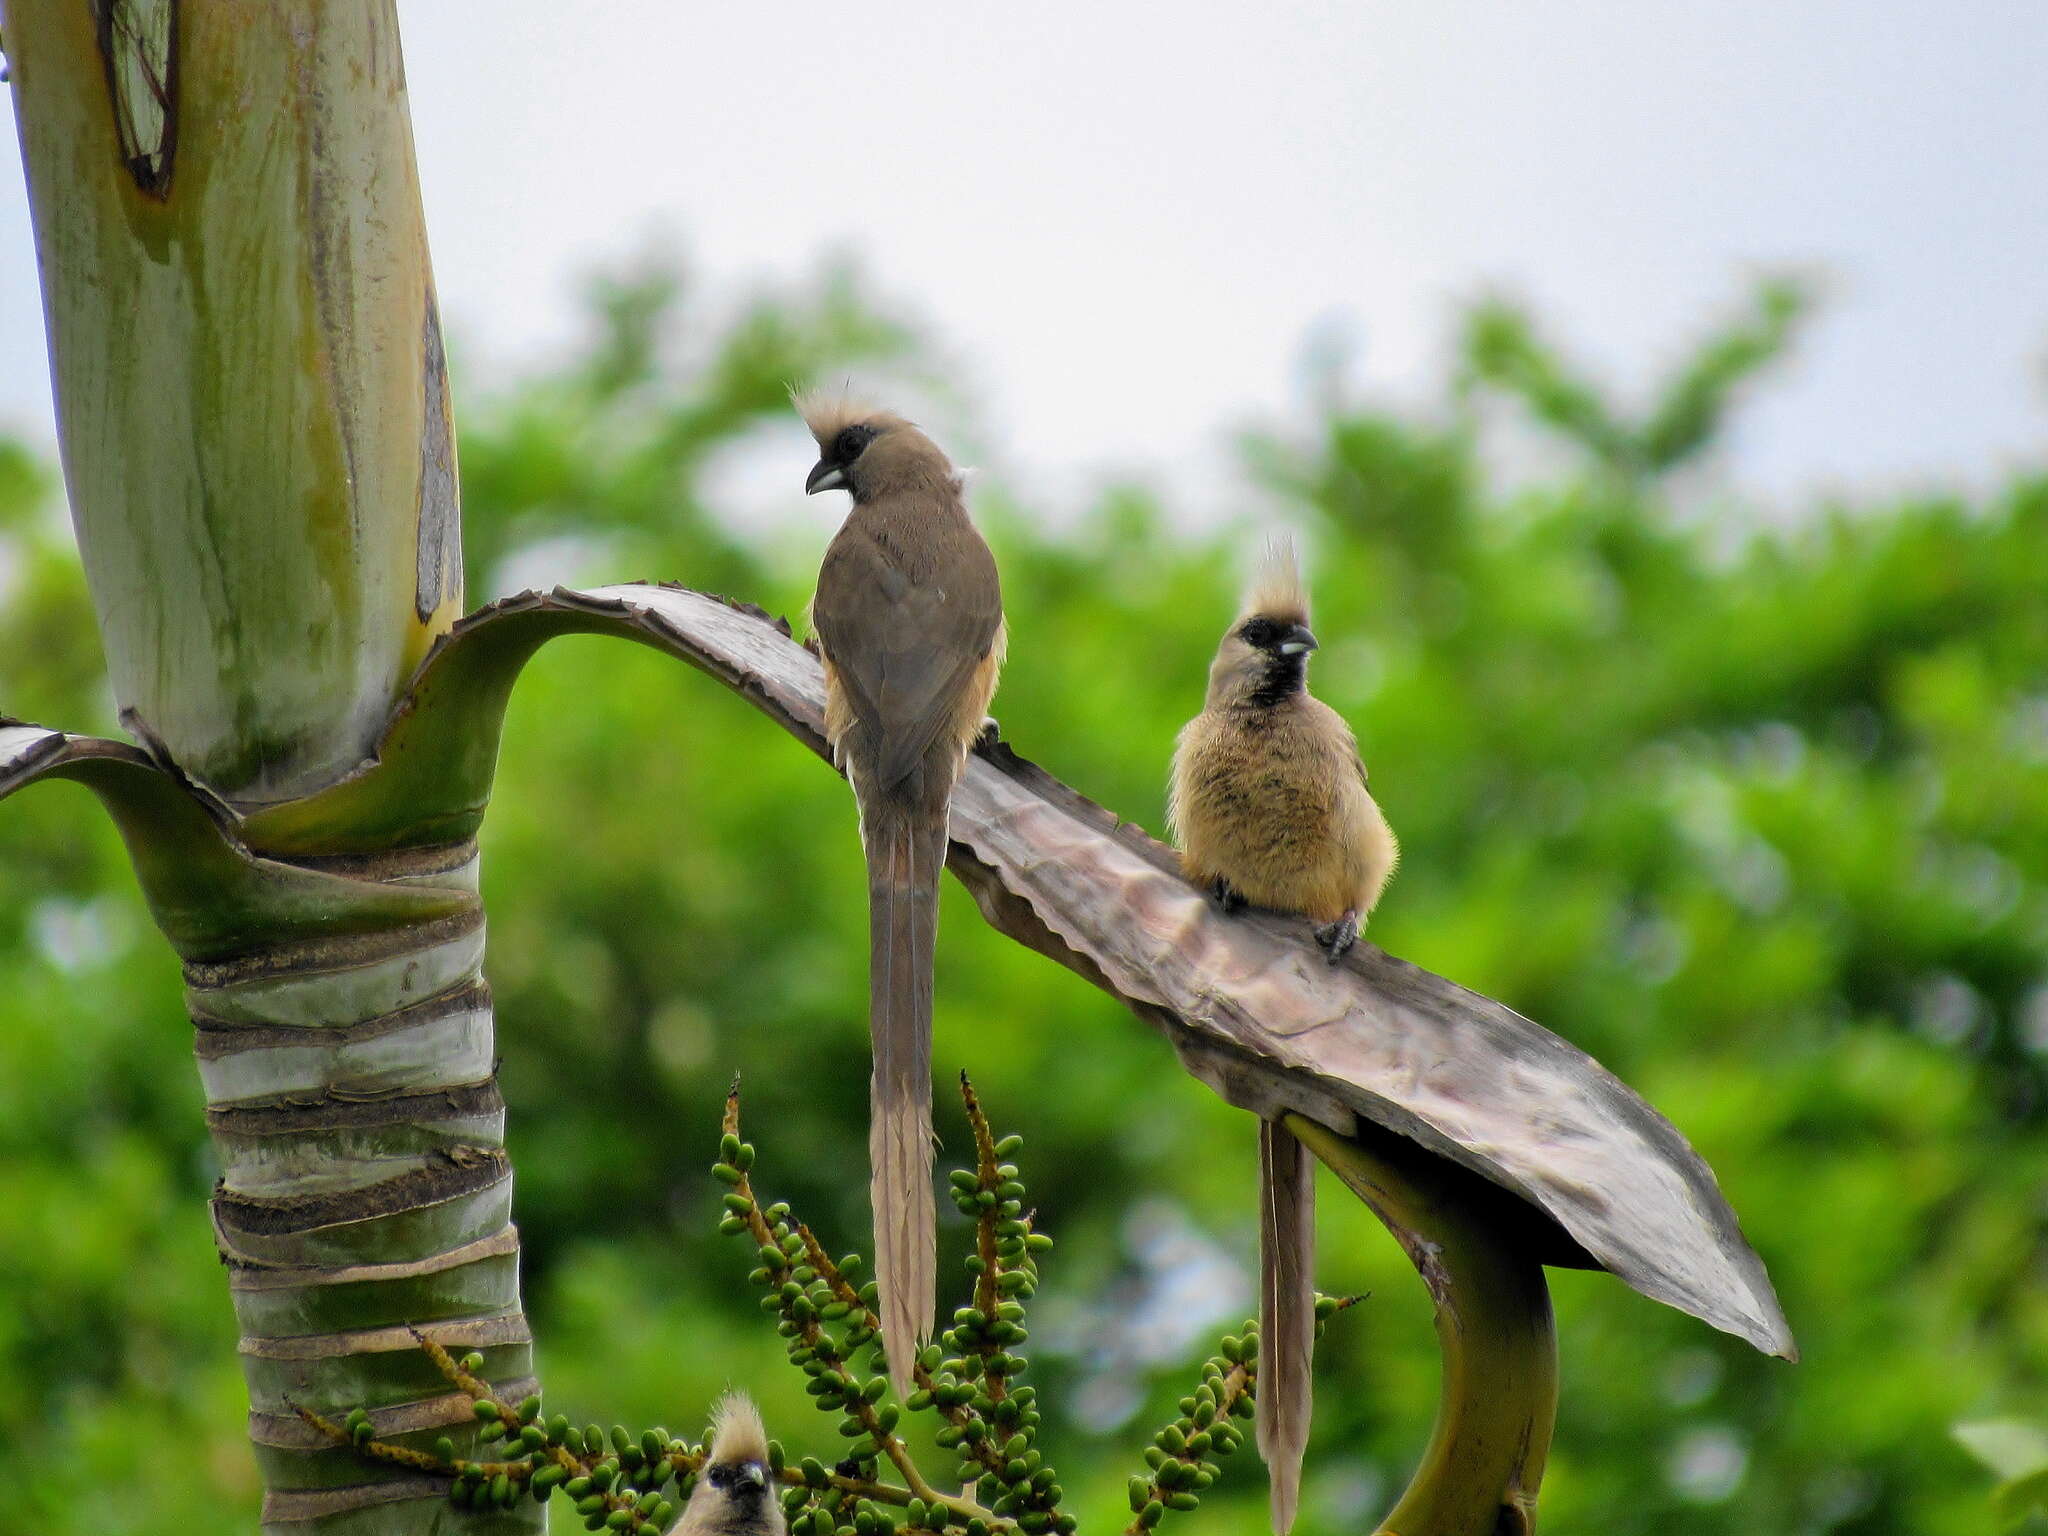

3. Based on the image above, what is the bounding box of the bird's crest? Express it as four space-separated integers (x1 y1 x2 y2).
1241 534 1310 626
707 1392 770 1465
791 386 901 448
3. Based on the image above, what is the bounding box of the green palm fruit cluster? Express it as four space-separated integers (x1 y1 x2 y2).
311 1082 1354 1534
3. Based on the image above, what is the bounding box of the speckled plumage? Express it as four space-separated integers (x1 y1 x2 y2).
1168 539 1396 932
1170 693 1395 925
1167 538 1397 1536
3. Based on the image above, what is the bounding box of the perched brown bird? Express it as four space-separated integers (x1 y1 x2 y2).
675 1394 784 1536
800 393 1005 1398
1167 536 1397 1535
1167 536 1397 961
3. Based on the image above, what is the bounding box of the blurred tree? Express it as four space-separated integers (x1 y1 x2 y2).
1457 276 1811 481
2 249 2043 1535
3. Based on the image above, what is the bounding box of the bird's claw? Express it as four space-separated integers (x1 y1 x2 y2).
1314 911 1359 964
1211 877 1247 914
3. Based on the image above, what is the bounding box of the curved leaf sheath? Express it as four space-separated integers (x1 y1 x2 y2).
2 722 469 962
236 587 1792 1360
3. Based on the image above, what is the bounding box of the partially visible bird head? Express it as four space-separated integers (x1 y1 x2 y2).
794 390 954 504
1207 536 1319 709
679 1394 783 1536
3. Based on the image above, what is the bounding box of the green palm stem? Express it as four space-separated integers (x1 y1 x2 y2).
1287 1115 1556 1536
8 8 532 1531
0 726 539 1534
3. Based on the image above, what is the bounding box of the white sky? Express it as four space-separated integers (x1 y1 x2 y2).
3 3 2045 515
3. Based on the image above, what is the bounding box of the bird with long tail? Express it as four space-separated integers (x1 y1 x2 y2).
1169 535 1398 1532
800 393 1005 1398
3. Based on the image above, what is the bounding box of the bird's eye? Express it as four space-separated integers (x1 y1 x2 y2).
833 425 875 463
1239 619 1278 647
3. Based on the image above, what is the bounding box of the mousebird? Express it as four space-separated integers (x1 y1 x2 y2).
676 1394 785 1536
1167 535 1397 961
1167 535 1397 1533
800 393 1005 1399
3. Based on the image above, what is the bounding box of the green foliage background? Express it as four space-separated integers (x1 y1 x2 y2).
0 264 2043 1535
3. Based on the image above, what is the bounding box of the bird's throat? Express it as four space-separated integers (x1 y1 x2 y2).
1248 656 1309 709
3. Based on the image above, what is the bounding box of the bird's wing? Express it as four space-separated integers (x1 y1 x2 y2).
1319 700 1369 787
813 510 1002 795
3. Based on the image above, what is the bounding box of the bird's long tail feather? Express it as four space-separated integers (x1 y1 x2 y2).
864 800 947 1401
1258 1117 1316 1535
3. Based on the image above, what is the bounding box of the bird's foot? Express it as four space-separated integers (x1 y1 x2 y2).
1211 877 1248 914
975 716 1002 751
1315 910 1359 964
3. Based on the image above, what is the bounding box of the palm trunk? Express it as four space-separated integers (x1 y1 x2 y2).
7 7 532 1530
198 854 535 1534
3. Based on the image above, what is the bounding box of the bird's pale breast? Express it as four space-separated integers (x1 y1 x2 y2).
1172 706 1374 923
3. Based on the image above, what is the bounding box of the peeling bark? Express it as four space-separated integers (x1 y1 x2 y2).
200 908 535 1533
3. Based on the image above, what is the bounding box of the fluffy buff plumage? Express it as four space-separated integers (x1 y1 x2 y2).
1168 536 1401 1532
676 1393 783 1536
1242 534 1310 628
706 1392 770 1466
792 387 901 448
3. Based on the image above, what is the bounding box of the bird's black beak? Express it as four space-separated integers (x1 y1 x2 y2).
806 458 846 495
740 1463 767 1491
1277 623 1318 656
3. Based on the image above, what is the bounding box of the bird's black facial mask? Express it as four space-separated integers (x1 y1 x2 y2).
806 423 881 496
706 1461 769 1502
1239 616 1318 705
